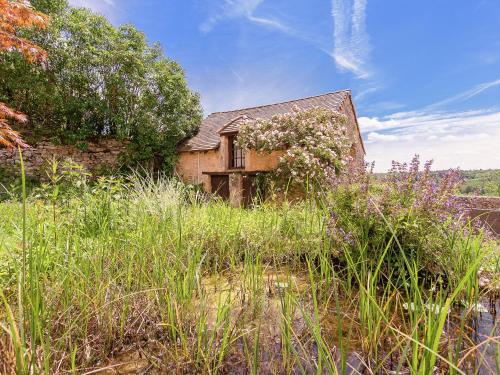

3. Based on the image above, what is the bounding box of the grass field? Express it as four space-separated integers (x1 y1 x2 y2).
0 171 498 374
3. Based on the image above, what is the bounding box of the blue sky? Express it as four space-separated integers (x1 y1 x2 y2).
68 0 500 171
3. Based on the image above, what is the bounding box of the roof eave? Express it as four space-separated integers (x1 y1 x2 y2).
178 144 220 153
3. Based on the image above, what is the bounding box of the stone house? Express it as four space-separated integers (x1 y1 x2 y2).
176 90 365 206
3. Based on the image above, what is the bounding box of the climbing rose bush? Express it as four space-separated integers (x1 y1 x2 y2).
237 106 354 191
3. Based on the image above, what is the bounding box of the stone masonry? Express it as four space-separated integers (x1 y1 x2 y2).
457 196 500 236
176 91 366 207
456 196 500 210
0 139 127 177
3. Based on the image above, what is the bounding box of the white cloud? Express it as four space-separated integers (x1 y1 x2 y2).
331 0 372 79
367 132 399 142
354 84 382 101
358 116 397 131
360 108 500 134
425 78 500 110
360 108 500 171
200 0 288 33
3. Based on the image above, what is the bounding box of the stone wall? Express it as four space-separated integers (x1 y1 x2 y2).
456 195 500 236
456 196 500 210
0 139 127 177
229 173 243 207
339 95 365 168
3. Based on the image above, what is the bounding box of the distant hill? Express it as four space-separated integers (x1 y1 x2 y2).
457 169 500 196
374 169 500 197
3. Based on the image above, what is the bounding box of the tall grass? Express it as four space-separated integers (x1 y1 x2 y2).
0 168 498 374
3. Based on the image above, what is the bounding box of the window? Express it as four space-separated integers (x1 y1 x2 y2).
228 134 245 169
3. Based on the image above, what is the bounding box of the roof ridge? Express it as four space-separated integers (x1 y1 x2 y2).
208 90 351 116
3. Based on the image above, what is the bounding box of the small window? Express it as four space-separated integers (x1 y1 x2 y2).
229 135 245 169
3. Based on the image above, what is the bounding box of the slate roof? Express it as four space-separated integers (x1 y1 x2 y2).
179 90 353 152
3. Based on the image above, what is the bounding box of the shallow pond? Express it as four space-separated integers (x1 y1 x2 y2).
97 269 498 374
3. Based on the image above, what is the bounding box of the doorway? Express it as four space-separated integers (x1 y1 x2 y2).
211 175 230 200
243 174 265 208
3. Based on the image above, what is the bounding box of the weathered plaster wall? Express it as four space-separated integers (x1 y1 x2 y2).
176 135 285 192
246 150 284 171
0 139 127 177
175 150 219 191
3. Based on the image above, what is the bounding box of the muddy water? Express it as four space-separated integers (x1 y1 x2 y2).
97 270 499 374
455 296 499 374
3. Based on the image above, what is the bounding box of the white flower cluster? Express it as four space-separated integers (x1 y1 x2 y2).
237 106 353 189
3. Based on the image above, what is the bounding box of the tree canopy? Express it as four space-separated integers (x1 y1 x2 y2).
0 1 202 172
0 0 48 148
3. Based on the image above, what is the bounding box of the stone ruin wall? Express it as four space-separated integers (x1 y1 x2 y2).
0 139 127 177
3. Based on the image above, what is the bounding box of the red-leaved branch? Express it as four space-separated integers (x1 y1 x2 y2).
0 0 48 148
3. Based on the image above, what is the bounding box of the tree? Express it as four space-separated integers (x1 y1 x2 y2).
0 0 47 148
0 4 202 172
30 0 67 14
237 106 354 192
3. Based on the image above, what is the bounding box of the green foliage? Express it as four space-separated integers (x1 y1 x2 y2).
458 169 500 196
237 106 353 193
378 169 500 197
0 168 498 373
0 4 202 173
0 166 40 202
327 157 478 282
31 0 68 14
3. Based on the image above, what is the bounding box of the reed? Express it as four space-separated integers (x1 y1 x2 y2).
0 167 497 374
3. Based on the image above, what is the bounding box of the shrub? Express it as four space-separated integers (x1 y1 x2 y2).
327 155 470 280
237 106 354 193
